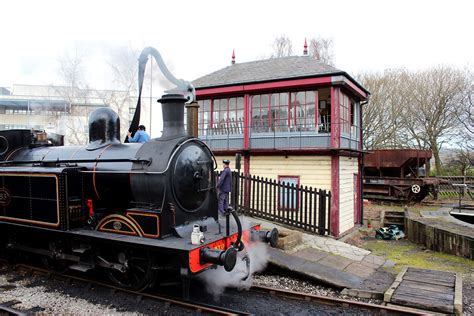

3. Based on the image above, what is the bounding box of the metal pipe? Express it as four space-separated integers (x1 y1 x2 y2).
185 101 199 137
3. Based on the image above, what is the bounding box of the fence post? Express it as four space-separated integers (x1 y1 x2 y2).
231 171 237 209
318 189 326 235
245 174 251 212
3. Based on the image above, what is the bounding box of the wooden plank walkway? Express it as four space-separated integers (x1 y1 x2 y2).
384 266 463 315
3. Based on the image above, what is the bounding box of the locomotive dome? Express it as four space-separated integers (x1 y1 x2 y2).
87 107 121 150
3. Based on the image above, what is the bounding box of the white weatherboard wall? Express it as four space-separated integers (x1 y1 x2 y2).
215 156 246 173
339 156 358 234
249 156 331 191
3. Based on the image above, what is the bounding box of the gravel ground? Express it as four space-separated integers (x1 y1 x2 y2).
252 269 384 305
0 262 384 315
0 264 191 315
196 287 380 315
2 261 470 315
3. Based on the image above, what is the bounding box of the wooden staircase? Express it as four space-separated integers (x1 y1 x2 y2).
383 210 405 229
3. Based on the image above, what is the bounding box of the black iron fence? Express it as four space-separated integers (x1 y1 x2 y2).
228 172 331 235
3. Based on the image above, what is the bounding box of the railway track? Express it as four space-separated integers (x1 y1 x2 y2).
0 300 44 316
250 285 426 315
4 263 249 315
1 262 430 315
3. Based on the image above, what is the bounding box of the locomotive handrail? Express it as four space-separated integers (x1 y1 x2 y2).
0 158 151 165
200 139 218 171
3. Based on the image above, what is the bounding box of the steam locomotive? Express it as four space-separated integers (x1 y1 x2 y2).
0 93 278 298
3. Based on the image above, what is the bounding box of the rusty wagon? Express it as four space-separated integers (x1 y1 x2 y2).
363 149 442 202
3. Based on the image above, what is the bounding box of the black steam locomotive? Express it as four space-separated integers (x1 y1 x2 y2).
0 89 277 296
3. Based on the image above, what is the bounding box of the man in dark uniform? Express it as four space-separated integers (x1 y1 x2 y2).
217 159 232 214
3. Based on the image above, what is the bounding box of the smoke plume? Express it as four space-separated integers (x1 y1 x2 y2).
197 216 271 299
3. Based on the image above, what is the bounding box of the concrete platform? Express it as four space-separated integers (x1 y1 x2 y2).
250 216 396 293
268 247 363 289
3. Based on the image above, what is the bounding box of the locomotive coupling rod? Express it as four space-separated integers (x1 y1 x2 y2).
96 256 127 273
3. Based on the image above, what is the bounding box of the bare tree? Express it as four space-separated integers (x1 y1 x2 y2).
105 45 139 139
55 48 92 145
57 48 89 103
358 66 471 176
308 37 335 66
401 66 470 174
358 69 410 149
271 35 293 58
457 73 473 149
444 144 474 176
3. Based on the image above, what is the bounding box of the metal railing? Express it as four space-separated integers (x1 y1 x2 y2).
199 122 361 151
228 172 331 235
437 176 474 199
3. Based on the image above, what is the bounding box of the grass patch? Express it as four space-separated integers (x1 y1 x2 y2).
361 239 474 276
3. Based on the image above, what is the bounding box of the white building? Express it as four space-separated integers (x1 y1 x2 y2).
0 84 134 144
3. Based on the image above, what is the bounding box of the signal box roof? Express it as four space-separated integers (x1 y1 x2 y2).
193 55 369 96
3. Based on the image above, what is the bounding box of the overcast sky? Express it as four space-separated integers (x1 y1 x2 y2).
1 0 472 91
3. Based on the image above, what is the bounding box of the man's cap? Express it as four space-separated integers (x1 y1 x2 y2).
223 159 230 164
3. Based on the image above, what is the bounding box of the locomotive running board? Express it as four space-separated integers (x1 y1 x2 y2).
68 263 94 273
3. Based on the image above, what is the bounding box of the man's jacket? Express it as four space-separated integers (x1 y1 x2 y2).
217 167 232 193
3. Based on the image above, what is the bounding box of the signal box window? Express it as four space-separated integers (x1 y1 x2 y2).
278 175 300 211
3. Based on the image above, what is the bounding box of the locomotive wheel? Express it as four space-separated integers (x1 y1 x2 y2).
105 249 155 291
42 257 69 274
42 241 69 273
411 184 421 194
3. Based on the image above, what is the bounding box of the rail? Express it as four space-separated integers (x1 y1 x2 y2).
10 264 247 315
3 262 424 315
250 285 427 315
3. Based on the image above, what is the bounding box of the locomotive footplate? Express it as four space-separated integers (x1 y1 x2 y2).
66 218 263 273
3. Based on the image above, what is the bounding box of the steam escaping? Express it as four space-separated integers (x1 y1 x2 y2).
198 241 269 299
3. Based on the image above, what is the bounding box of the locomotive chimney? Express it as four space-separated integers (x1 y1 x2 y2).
158 94 187 139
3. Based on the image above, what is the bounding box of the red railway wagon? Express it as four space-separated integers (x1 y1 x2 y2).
363 149 441 202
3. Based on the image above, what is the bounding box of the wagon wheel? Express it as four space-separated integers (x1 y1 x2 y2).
105 249 155 291
411 184 421 194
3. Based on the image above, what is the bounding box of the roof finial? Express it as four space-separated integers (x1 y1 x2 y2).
231 49 235 65
303 38 308 55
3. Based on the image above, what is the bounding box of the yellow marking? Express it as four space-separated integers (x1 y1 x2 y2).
213 244 225 250
97 214 143 237
126 212 160 238
0 173 60 227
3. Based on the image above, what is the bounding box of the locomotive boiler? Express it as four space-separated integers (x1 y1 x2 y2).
0 48 278 297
